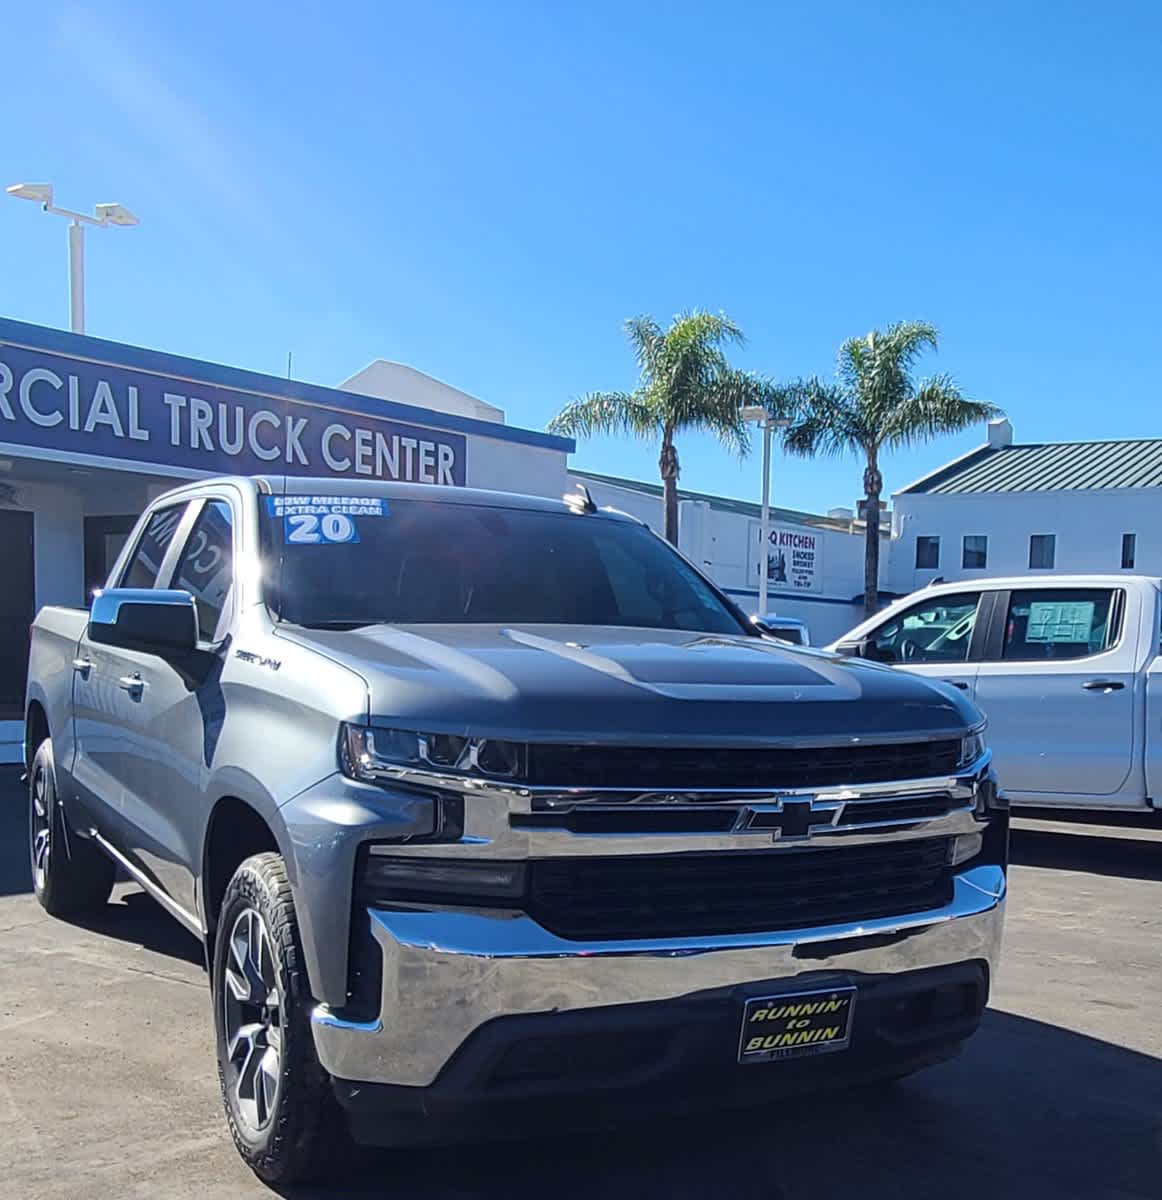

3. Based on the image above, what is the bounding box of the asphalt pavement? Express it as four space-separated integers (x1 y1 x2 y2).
1 766 1160 1199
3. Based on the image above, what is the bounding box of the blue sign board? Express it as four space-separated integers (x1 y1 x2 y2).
0 340 467 485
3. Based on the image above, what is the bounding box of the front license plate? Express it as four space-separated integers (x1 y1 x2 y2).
738 986 857 1064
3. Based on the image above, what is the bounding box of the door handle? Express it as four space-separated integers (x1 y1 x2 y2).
72 657 92 676
1082 680 1125 692
943 679 970 690
117 673 145 697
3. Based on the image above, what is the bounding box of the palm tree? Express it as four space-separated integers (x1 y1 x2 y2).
548 311 777 545
781 321 1002 616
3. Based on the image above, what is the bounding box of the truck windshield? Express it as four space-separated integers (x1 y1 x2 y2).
261 496 745 634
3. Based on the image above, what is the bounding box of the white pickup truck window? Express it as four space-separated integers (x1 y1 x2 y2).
865 593 980 664
1001 589 1117 661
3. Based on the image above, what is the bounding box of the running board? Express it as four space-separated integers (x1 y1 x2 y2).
88 829 205 939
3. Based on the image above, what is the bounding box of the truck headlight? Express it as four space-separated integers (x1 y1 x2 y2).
340 724 525 783
958 727 987 769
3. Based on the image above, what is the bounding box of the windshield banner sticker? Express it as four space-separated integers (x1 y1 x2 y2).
266 495 387 544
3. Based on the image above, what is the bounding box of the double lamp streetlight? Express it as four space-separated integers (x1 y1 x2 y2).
6 182 138 335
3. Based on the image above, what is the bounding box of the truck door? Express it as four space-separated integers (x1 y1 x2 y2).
844 589 985 698
72 501 192 842
73 496 236 919
973 585 1136 802
128 496 236 916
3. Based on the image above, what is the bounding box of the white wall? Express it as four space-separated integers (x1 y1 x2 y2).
339 361 506 424
469 438 569 497
889 487 1156 592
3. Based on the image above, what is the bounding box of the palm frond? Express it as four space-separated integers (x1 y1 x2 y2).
878 320 939 373
624 316 664 375
780 378 864 459
879 375 1002 448
546 390 660 440
666 309 746 353
679 368 771 457
839 320 942 430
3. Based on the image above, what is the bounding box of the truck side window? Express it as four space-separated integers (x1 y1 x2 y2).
866 593 980 664
172 500 235 642
119 505 187 590
1001 588 1119 661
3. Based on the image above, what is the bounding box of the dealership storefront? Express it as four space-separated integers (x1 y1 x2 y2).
0 318 573 759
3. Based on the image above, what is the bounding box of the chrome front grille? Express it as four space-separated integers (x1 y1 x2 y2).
511 788 971 838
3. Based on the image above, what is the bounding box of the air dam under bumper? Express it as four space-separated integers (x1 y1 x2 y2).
310 862 1005 1089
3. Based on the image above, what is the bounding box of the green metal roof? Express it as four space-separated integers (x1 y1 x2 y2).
900 439 1162 495
572 469 858 532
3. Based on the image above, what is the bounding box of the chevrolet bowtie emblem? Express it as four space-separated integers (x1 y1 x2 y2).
733 797 845 841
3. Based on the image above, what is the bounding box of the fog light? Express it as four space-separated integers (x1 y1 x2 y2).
949 832 983 867
361 853 527 904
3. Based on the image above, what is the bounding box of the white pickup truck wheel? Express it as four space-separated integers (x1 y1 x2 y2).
212 852 349 1185
29 740 115 916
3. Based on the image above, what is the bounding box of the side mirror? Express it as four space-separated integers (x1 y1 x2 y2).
836 639 872 659
88 588 198 656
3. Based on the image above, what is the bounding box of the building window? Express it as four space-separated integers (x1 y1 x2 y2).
915 536 940 569
962 535 988 570
1122 533 1136 570
1028 534 1055 570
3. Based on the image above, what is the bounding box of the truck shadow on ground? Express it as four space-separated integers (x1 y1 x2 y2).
1010 825 1162 883
71 887 207 967
277 1007 1161 1200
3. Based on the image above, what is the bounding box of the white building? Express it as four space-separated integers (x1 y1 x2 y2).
888 419 1160 592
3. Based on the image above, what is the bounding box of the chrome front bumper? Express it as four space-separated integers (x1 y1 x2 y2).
311 862 1006 1088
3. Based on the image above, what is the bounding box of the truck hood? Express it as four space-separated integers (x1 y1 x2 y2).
279 624 980 744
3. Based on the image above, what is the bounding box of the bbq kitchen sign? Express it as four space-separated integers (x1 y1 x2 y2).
0 342 466 485
751 521 822 593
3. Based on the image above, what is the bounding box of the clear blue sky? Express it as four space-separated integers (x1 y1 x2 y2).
3 1 1160 513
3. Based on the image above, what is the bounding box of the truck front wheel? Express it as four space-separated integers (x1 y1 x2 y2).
30 739 115 916
212 852 348 1185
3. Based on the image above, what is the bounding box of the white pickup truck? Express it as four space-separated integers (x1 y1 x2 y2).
830 575 1162 814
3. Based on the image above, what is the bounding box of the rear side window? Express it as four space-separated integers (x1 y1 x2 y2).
120 505 186 589
1001 589 1119 661
172 500 235 641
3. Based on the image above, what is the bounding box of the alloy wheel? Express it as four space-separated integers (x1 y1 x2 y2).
30 766 51 891
222 908 283 1132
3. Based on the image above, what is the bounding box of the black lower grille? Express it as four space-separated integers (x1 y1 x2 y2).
528 838 953 940
525 740 962 789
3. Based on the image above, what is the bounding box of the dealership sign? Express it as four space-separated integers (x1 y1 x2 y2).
0 343 466 484
751 522 822 593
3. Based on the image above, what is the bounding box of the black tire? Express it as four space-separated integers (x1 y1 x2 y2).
30 739 115 916
212 852 348 1185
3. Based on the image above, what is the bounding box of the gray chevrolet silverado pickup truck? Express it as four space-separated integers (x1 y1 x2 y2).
25 475 1007 1184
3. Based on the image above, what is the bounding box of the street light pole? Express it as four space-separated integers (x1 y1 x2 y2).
68 220 85 334
741 406 792 619
6 183 139 336
758 418 772 617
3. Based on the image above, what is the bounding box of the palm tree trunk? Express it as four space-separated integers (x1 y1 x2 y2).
659 434 679 545
862 450 882 617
